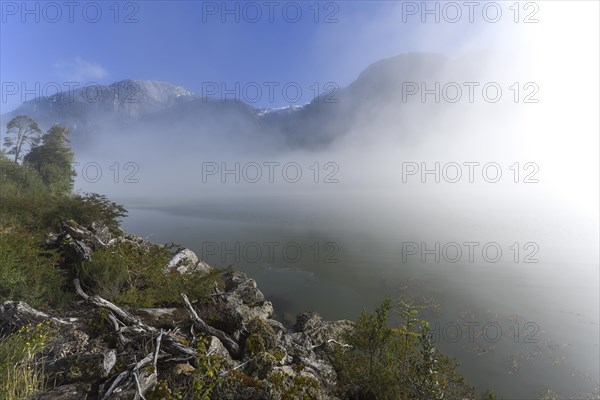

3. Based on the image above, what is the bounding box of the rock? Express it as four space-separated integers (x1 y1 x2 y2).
247 318 278 351
174 363 196 375
213 373 264 400
264 366 336 400
64 240 93 263
294 311 353 348
46 232 68 247
90 220 112 244
102 349 117 376
208 336 234 367
224 271 265 305
62 220 110 250
46 351 118 384
295 311 322 332
1 226 354 400
197 271 274 336
304 319 353 347
166 248 212 275
266 319 286 335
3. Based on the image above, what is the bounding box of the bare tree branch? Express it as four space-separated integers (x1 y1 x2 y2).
181 293 240 357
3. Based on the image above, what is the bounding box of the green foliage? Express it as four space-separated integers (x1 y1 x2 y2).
148 380 184 400
190 335 224 399
148 335 225 400
409 322 444 399
0 155 47 198
244 318 278 356
24 124 75 195
481 389 497 400
265 370 321 400
0 192 127 234
333 298 400 399
0 227 70 309
0 321 54 399
245 333 266 357
3 115 42 163
76 241 221 308
333 298 476 400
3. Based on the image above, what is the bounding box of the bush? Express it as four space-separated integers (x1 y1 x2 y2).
0 192 127 234
332 298 476 400
76 241 221 308
0 228 70 309
0 157 47 198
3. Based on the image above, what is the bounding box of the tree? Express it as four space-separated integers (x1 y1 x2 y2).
24 124 75 195
3 115 43 163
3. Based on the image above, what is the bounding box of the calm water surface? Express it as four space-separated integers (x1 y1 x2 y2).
121 199 599 399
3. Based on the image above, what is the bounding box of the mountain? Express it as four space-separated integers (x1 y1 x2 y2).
1 53 488 150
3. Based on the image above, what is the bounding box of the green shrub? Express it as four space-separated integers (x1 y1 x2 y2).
0 192 127 234
332 298 476 400
0 228 70 309
0 157 47 198
76 241 221 308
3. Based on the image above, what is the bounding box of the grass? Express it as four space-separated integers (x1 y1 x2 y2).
0 226 71 310
0 321 54 400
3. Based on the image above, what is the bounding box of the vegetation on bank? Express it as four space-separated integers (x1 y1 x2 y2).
2 115 577 399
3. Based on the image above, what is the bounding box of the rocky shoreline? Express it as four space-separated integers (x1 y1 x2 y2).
0 220 353 399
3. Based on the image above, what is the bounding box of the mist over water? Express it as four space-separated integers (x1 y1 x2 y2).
5 1 597 397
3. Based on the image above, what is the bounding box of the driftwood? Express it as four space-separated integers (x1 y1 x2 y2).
62 220 115 249
73 279 199 398
181 293 241 357
311 339 352 350
74 279 140 326
74 279 198 359
0 300 74 336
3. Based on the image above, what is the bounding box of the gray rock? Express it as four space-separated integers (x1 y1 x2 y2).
295 311 322 332
266 319 287 335
102 349 117 376
90 220 112 244
46 232 68 247
224 271 265 305
65 240 93 262
46 351 118 384
166 248 212 275
62 220 110 250
304 319 353 347
208 335 234 367
295 311 353 347
201 271 274 336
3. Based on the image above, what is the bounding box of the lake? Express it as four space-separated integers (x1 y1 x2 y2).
120 195 599 399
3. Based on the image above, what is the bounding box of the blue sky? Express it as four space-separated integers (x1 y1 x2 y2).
0 1 501 111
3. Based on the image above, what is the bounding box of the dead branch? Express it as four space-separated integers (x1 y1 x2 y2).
181 293 240 357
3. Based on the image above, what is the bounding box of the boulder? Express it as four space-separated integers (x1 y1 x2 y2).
197 271 274 336
166 248 212 275
64 240 93 263
208 335 234 367
295 311 322 332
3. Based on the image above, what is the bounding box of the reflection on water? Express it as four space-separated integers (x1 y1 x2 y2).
121 201 599 399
